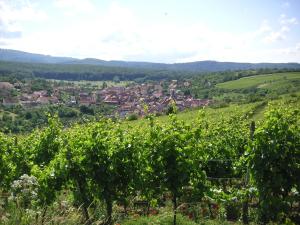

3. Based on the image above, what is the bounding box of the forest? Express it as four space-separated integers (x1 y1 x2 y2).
1 60 300 82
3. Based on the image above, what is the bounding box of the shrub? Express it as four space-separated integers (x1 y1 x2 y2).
127 113 138 121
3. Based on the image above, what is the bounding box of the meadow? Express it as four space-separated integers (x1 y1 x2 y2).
216 72 300 90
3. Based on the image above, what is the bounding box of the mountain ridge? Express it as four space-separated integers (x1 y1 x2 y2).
1 48 300 72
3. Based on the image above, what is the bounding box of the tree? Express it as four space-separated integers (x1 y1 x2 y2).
80 105 94 115
102 81 108 89
113 76 120 83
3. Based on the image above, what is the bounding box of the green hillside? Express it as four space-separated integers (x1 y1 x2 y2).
216 72 300 90
124 93 300 132
124 101 266 130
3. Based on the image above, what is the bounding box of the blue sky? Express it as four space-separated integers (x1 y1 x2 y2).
0 0 299 63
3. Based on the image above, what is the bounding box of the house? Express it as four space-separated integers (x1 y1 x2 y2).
36 96 49 104
14 82 23 89
20 94 32 101
153 91 163 98
154 84 163 90
175 101 185 110
2 97 19 106
0 82 14 90
118 104 133 117
33 90 48 97
79 97 96 105
79 92 89 98
53 89 60 97
183 81 191 87
21 101 37 107
169 89 176 98
103 95 119 104
50 96 59 104
78 92 96 105
190 99 211 107
69 96 76 104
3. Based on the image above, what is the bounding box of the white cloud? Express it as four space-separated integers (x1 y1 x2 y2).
257 20 272 34
280 26 290 32
1 1 300 63
272 43 300 62
0 0 47 24
262 14 298 44
0 0 47 42
279 14 298 25
53 0 95 15
282 1 290 8
264 31 286 43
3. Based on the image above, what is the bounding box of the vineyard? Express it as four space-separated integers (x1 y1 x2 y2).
216 72 300 91
0 99 299 225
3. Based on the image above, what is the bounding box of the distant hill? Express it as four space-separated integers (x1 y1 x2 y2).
0 49 77 64
169 61 300 72
1 48 300 72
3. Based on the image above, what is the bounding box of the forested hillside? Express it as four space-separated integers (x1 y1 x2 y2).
0 60 191 82
1 49 300 73
1 59 300 83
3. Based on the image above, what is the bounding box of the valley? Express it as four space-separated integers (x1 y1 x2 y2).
0 50 299 225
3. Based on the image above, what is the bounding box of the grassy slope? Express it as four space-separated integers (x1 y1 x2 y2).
216 72 300 90
122 101 264 131
123 93 300 131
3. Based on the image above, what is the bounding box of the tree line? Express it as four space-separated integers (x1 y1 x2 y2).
1 60 300 82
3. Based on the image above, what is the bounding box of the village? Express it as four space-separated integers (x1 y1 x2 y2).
0 80 211 117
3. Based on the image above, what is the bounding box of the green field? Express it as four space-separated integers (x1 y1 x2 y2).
216 72 300 90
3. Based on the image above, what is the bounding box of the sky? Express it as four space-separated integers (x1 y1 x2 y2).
0 0 300 63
